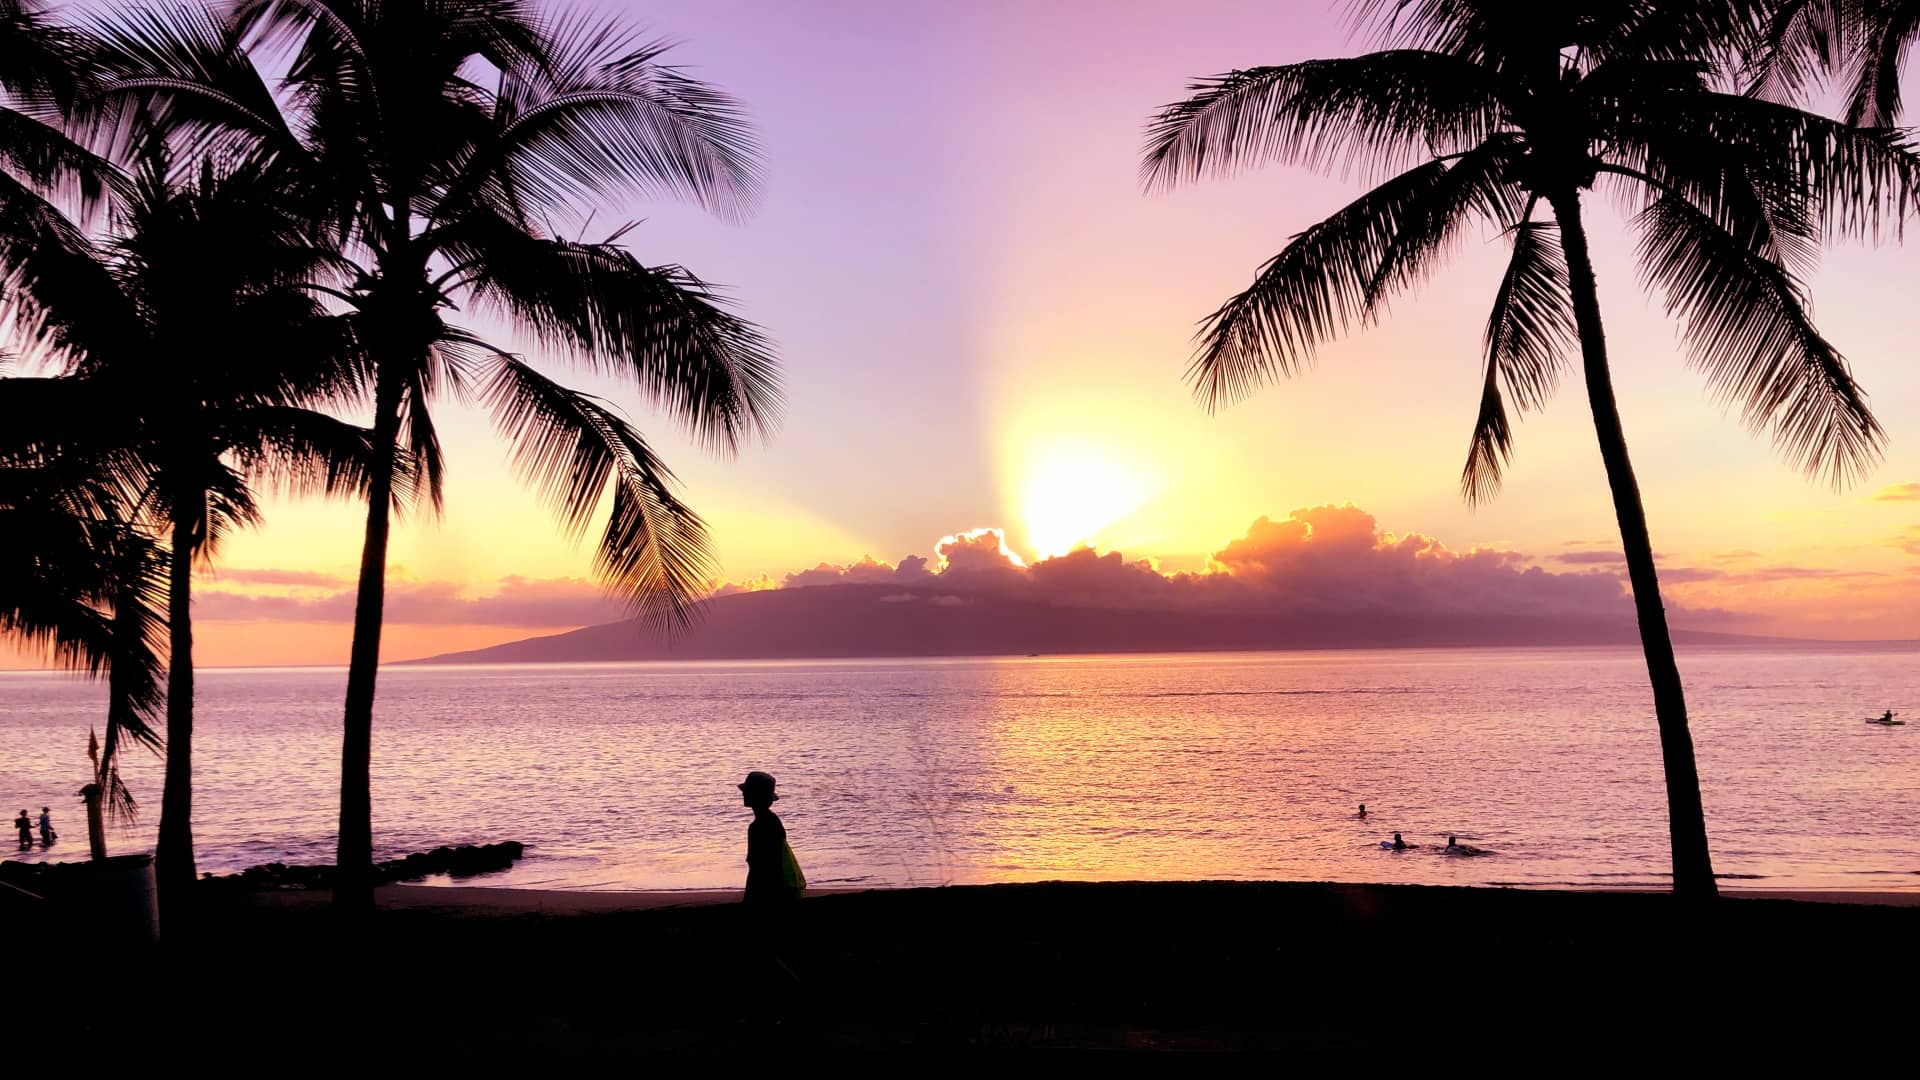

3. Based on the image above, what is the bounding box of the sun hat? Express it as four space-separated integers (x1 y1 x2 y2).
738 771 779 801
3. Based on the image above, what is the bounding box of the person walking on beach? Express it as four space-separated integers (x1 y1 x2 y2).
37 807 55 847
14 810 32 850
739 771 805 905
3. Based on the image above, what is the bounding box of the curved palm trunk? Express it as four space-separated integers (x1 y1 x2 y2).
157 510 197 918
1548 189 1717 899
335 379 403 912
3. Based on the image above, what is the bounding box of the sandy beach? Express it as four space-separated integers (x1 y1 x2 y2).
23 877 1916 1062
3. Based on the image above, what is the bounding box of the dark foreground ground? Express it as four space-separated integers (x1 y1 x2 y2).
19 880 1920 1063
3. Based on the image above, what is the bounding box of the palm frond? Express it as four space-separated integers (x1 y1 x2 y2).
0 171 134 370
1188 157 1462 410
1746 0 1847 101
1142 51 1498 190
1355 0 1769 67
80 0 297 169
470 11 761 224
0 103 113 215
1623 89 1920 240
1366 133 1526 304
1463 218 1574 503
1637 193 1882 487
443 215 780 452
235 405 379 501
0 0 113 214
1847 1 1920 126
482 356 713 629
398 373 447 516
98 526 167 815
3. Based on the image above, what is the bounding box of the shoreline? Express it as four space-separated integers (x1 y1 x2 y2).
319 879 1920 913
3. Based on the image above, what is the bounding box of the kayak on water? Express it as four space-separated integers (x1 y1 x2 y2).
1865 718 1907 726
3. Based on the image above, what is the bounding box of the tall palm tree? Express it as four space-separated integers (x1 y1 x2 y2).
1143 0 1919 897
0 153 375 916
91 1 781 909
1750 0 1918 125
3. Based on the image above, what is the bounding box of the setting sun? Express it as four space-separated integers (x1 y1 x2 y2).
1020 449 1156 559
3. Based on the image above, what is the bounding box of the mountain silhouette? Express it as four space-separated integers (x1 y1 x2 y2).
402 583 1823 664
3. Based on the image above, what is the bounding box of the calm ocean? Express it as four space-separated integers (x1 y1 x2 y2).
2 646 1915 892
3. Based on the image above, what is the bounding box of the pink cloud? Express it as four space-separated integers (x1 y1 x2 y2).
755 505 1634 622
195 576 628 627
783 554 920 589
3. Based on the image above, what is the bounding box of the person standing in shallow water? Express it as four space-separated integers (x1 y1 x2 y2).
37 807 54 846
15 810 32 850
739 771 804 905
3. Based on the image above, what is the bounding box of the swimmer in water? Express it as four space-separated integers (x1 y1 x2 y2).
1391 832 1407 850
1357 803 1367 819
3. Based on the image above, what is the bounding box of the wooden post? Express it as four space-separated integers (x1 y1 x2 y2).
81 783 107 861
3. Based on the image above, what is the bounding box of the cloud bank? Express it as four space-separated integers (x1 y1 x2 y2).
194 575 629 628
194 502 1912 639
763 504 1634 621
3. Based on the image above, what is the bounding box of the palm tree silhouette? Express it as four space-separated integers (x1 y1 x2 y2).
92 1 780 909
1144 0 1919 897
1751 0 1919 125
0 403 166 826
0 153 375 915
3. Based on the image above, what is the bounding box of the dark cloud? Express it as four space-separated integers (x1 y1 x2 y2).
785 554 925 589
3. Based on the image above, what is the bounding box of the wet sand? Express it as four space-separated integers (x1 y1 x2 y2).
30 877 1917 1062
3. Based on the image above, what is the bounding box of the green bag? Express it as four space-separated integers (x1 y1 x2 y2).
779 840 807 898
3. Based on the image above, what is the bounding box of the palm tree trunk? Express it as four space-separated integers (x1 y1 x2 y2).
335 379 403 911
156 510 197 918
1548 188 1717 899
